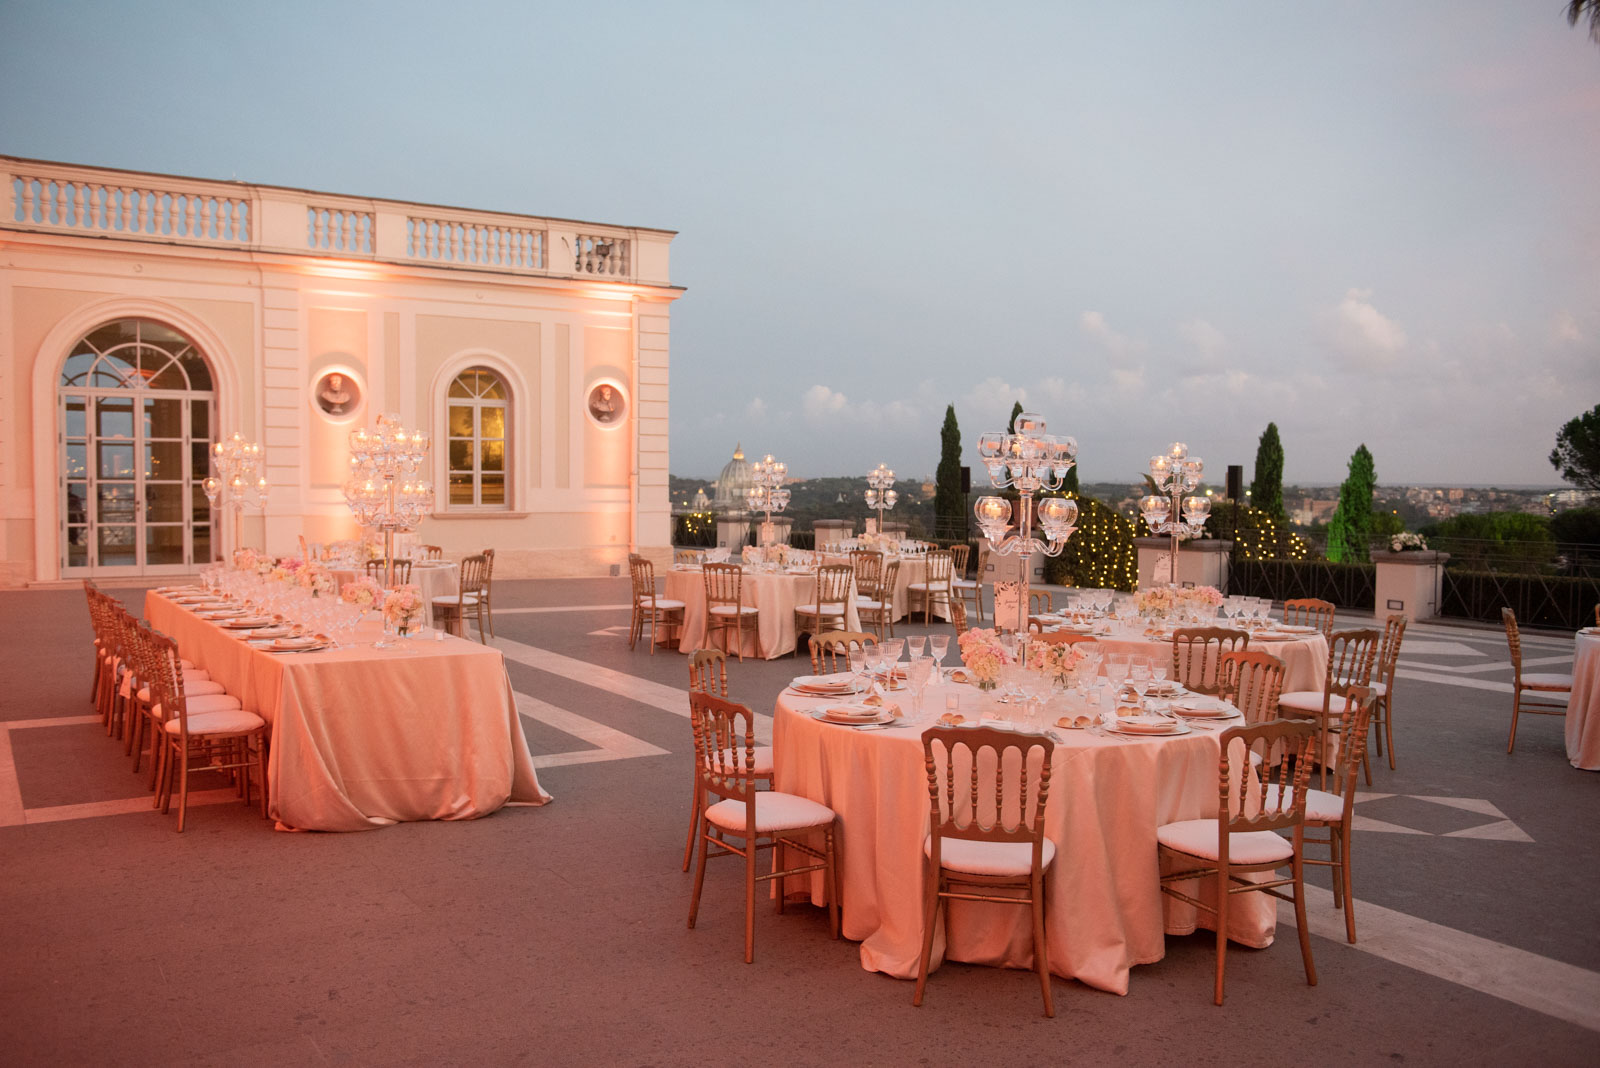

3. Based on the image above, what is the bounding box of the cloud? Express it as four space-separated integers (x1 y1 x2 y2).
1179 318 1227 357
1552 311 1583 344
801 384 848 420
1332 288 1407 365
1080 310 1138 357
744 397 767 420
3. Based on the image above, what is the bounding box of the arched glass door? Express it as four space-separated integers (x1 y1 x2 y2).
59 319 215 576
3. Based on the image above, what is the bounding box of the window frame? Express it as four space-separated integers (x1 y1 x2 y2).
443 366 511 512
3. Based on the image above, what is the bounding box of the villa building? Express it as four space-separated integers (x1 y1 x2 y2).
0 156 681 585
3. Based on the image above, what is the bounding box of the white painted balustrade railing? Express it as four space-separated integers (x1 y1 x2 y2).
1 156 671 285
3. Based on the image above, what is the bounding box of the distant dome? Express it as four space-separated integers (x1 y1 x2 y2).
712 443 754 513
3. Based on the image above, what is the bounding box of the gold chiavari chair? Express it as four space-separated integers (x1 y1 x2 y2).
1283 597 1336 638
365 558 413 584
1219 650 1287 725
628 554 685 655
952 543 986 626
1277 628 1380 789
794 563 854 650
914 724 1057 1017
675 548 705 566
858 558 900 640
686 691 839 962
809 631 878 674
1369 614 1408 772
1157 719 1318 1006
1270 687 1377 945
1034 631 1095 648
948 594 968 637
682 648 774 871
434 553 491 642
1171 627 1251 696
479 548 496 638
907 550 954 625
849 549 884 603
146 627 267 832
1503 608 1572 753
704 563 759 662
420 544 444 560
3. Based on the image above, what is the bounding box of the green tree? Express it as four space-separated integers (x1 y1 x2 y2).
1249 422 1286 520
1007 401 1023 434
1568 0 1600 46
1043 493 1139 592
1325 444 1377 562
1550 403 1600 490
934 405 965 540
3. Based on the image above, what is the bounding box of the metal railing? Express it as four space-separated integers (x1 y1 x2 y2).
1228 557 1376 609
1441 570 1600 630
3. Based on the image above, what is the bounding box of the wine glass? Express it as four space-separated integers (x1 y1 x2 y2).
907 656 935 716
1105 653 1130 692
1129 656 1152 697
908 635 926 660
929 634 950 680
848 646 867 690
882 637 905 686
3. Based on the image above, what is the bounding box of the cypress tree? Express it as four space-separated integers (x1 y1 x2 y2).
1008 401 1024 434
1249 422 1286 520
1326 443 1377 562
934 405 964 540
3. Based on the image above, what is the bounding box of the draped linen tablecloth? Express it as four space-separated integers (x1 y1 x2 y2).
772 682 1276 996
822 553 950 623
146 592 549 831
1567 630 1600 771
331 561 459 627
662 566 861 659
1064 621 1329 694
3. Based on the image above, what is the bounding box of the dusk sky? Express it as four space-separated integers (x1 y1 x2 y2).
3 1 1597 486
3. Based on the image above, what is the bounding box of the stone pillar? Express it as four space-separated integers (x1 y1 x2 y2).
1134 537 1232 590
1372 550 1449 620
715 515 750 550
813 519 854 549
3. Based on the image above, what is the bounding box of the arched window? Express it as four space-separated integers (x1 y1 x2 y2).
446 368 509 509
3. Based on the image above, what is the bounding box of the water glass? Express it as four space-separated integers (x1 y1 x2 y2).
908 635 926 659
907 656 935 716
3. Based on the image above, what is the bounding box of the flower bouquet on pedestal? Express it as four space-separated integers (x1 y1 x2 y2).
1026 639 1086 690
1134 585 1176 622
956 627 1010 692
1175 584 1223 622
297 562 337 598
382 585 424 639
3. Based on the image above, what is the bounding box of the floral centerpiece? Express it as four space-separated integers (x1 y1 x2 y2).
1026 639 1085 687
1134 585 1177 620
382 584 424 636
1176 585 1223 615
231 547 258 572
296 562 337 598
957 627 1011 691
1390 532 1428 552
268 556 304 584
858 530 890 554
340 575 383 610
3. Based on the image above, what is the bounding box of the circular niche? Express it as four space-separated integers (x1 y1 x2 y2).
585 378 628 429
311 367 365 423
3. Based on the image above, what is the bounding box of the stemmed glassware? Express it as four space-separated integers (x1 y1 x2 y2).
881 638 905 687
929 634 950 680
1129 657 1152 699
1105 653 1130 695
906 656 935 717
848 647 868 692
908 635 926 660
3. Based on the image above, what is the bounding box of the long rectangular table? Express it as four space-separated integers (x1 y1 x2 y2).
146 592 549 831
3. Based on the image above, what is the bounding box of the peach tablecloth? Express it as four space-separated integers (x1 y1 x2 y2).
1065 621 1329 693
1567 631 1600 771
663 566 861 659
146 592 549 831
772 683 1276 996
823 554 950 623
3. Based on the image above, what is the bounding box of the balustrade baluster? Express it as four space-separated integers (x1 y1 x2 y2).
183 195 197 237
118 188 131 231
449 222 461 262
137 190 151 233
20 178 36 223
70 183 84 228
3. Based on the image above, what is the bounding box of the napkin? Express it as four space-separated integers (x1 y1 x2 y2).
1113 715 1180 735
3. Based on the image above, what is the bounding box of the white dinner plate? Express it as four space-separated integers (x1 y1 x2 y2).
1107 716 1191 737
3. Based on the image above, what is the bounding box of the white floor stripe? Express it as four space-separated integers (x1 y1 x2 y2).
513 691 667 769
1412 654 1570 676
6 715 103 731
1394 667 1512 693
491 604 633 615
0 729 24 828
24 788 240 825
1280 885 1600 1034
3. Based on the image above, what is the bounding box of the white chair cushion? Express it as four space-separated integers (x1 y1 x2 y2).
432 593 481 607
797 605 846 617
717 745 775 777
906 582 946 592
153 693 243 721
1372 681 1387 697
708 605 759 616
704 791 835 835
179 658 197 670
1264 784 1346 823
926 835 1056 877
1156 818 1295 865
638 597 686 610
856 598 885 610
1278 691 1330 715
1522 672 1574 690
165 708 265 735
952 578 978 589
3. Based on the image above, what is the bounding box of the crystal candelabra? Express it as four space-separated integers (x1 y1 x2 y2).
745 453 790 547
864 463 898 532
1138 442 1212 586
973 412 1079 635
342 414 432 587
202 432 269 559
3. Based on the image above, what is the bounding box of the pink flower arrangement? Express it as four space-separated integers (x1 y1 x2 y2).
340 576 383 608
1134 586 1176 616
232 547 258 571
297 563 336 597
1177 585 1223 612
382 585 423 632
956 627 1010 686
1026 639 1085 686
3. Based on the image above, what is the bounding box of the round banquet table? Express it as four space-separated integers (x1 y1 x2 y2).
333 561 459 627
1566 629 1600 771
823 553 950 623
664 565 862 659
1043 619 1330 694
771 680 1277 996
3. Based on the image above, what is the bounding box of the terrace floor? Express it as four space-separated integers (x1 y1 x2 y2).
2 580 1596 1066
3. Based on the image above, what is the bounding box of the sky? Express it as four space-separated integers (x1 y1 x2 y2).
3 1 1598 487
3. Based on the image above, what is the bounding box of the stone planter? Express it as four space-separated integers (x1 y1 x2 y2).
1134 537 1232 591
1371 550 1449 621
